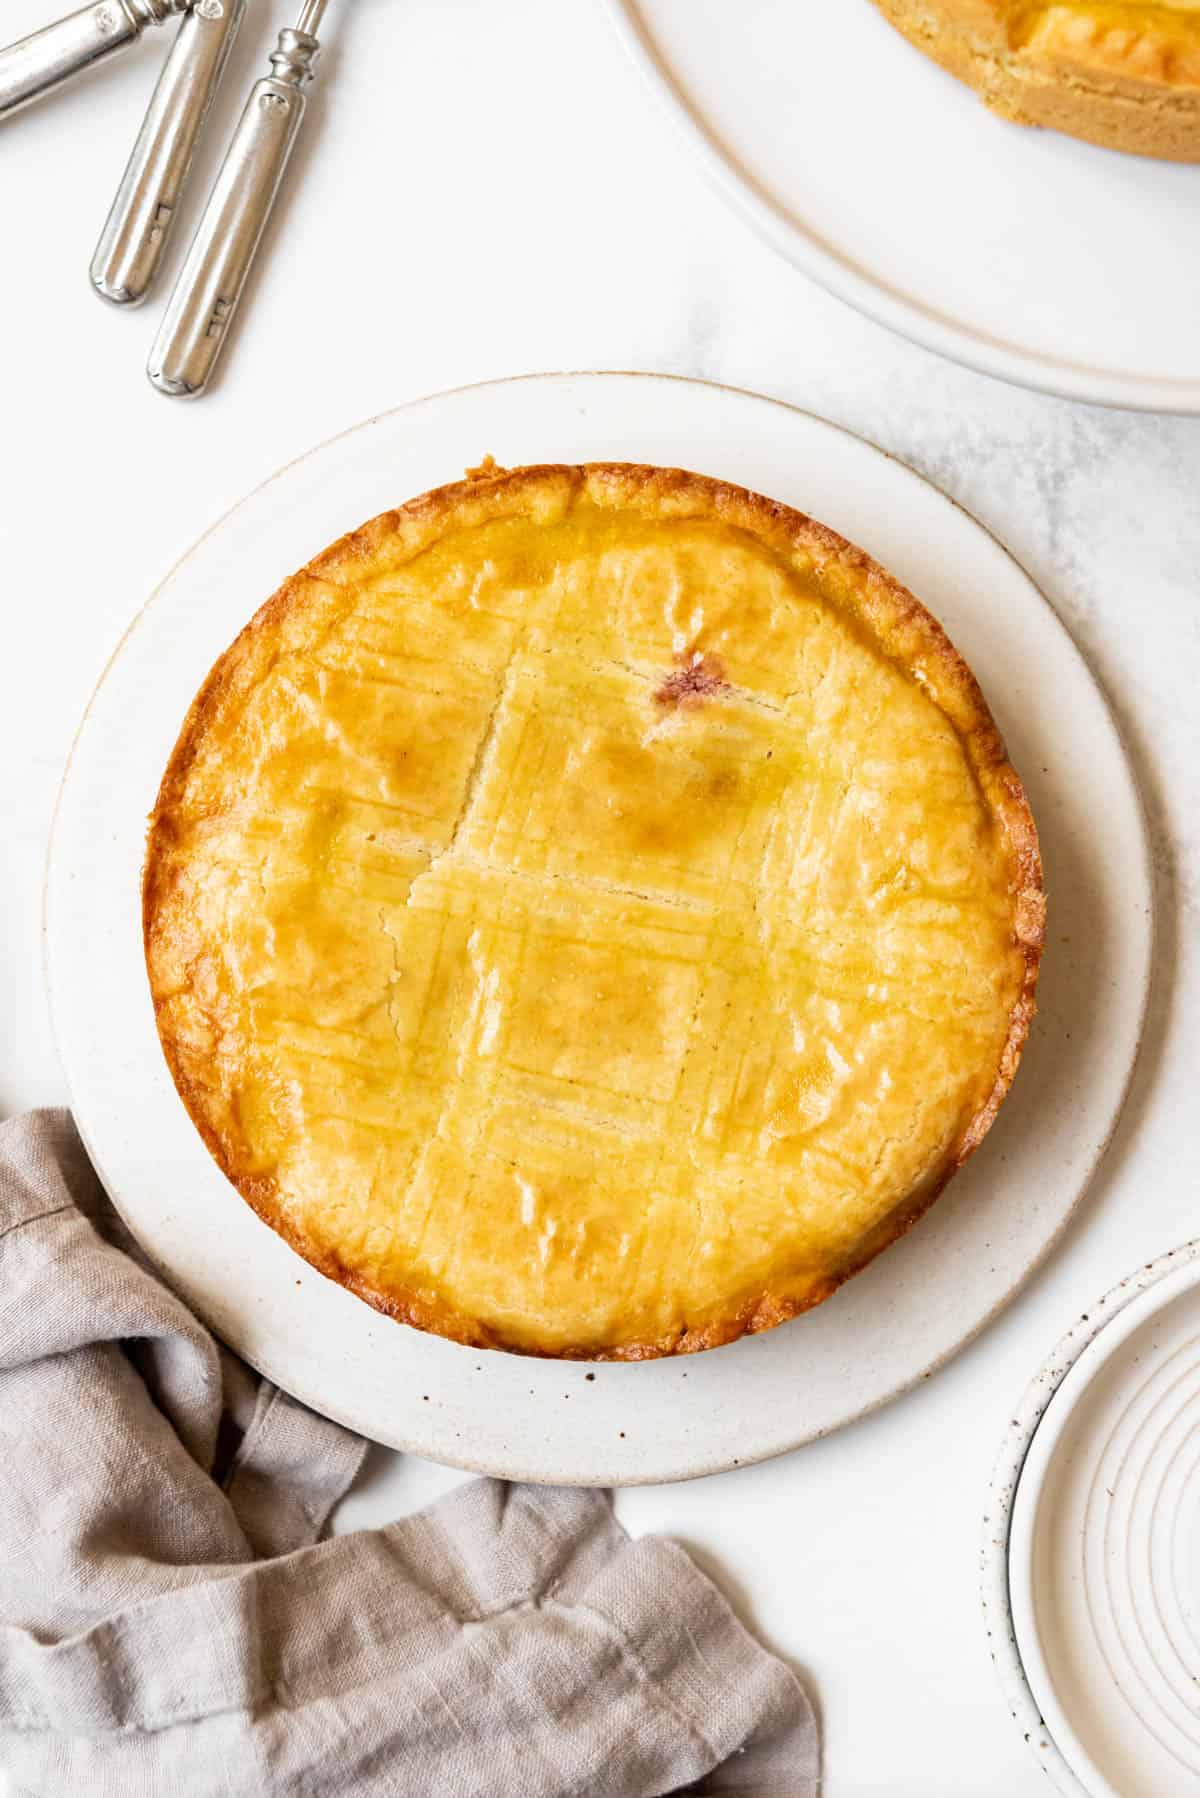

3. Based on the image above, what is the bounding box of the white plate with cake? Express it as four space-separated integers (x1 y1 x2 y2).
606 2 1200 411
46 372 1151 1483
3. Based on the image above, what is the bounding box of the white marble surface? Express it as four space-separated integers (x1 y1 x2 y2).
3 1 1199 1792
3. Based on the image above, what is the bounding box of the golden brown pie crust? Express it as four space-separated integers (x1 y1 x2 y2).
872 0 1200 161
144 462 1044 1360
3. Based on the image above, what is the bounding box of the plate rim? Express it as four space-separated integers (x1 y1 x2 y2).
982 1244 1200 1797
44 369 1156 1484
601 0 1200 416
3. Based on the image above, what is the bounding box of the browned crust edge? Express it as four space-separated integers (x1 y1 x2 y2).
143 460 1046 1361
870 0 1200 162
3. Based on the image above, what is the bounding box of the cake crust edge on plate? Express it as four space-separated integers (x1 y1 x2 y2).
872 0 1200 163
143 461 1045 1360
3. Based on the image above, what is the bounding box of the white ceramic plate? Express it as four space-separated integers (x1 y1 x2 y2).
605 1 1200 412
985 1245 1200 1798
46 372 1152 1485
1013 1262 1200 1798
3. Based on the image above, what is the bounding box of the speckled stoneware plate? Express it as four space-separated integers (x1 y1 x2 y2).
46 372 1152 1485
605 1 1200 412
983 1244 1200 1797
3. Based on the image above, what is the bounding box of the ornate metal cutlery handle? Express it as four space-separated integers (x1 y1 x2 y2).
148 3 325 397
93 0 246 305
0 0 186 122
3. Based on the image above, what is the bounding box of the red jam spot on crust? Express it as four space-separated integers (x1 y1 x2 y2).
654 650 727 708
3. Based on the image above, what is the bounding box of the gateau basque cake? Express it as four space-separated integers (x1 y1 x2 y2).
143 462 1044 1360
872 0 1200 161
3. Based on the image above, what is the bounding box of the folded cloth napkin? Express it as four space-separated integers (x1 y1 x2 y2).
0 1111 818 1798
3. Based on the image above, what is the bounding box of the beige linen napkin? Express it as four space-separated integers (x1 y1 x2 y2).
0 1111 818 1797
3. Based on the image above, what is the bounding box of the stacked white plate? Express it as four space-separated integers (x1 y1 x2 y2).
987 1247 1200 1796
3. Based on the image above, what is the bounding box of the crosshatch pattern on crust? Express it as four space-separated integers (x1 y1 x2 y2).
143 462 1045 1359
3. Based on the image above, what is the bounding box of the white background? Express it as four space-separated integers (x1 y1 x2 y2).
3 1 1199 1793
